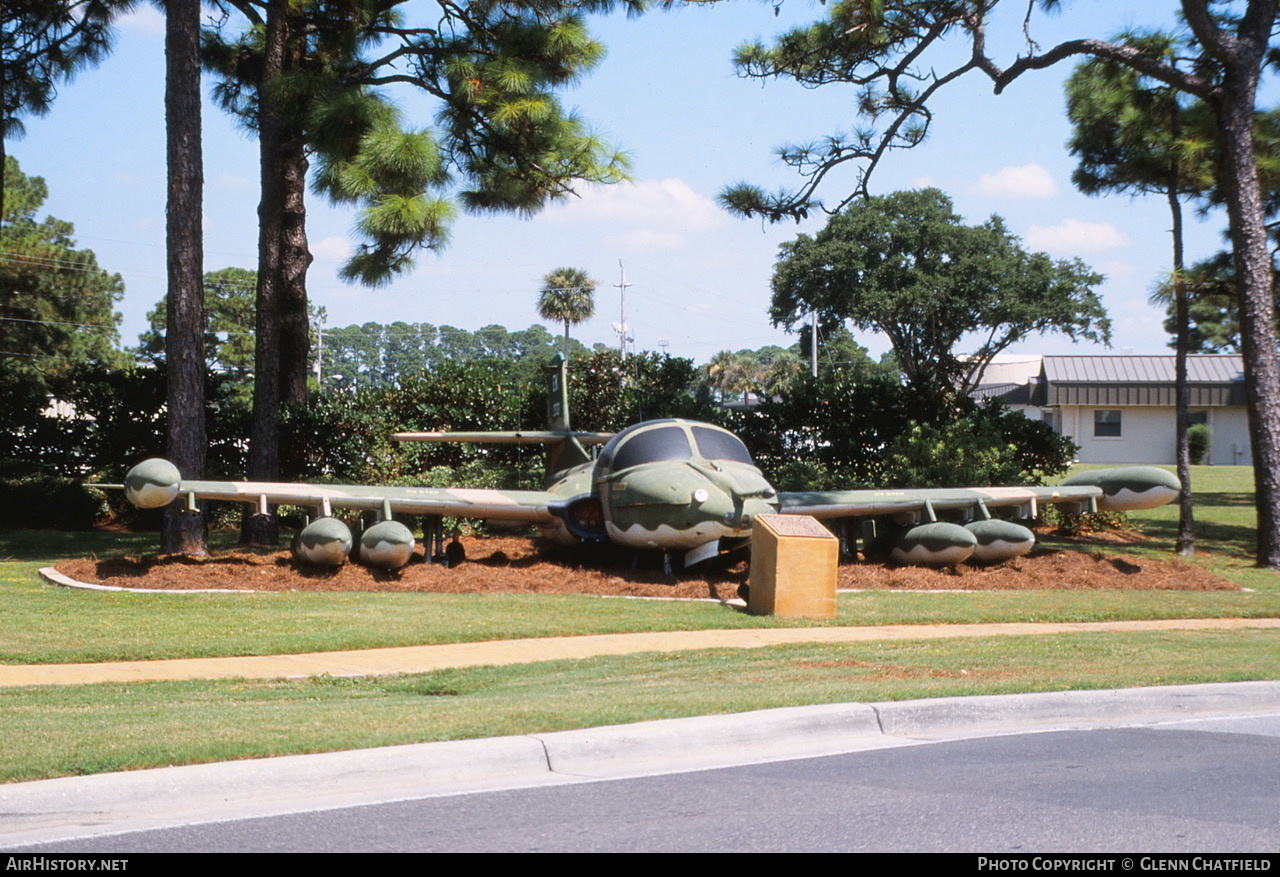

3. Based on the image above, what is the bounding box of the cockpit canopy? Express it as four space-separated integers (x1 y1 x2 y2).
599 420 754 473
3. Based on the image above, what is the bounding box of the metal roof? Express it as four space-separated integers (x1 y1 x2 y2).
1042 355 1245 407
1043 355 1244 383
972 382 1034 405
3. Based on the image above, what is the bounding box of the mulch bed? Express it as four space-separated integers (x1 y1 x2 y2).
56 532 1237 598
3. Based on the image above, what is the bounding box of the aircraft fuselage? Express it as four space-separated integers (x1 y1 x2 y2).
541 419 779 561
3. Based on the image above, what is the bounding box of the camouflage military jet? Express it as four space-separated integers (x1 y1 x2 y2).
116 356 1180 571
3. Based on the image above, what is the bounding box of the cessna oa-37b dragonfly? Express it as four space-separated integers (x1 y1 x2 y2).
117 356 1180 572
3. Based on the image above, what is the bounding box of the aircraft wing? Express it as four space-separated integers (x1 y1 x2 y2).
777 467 1182 522
393 430 614 445
114 460 556 523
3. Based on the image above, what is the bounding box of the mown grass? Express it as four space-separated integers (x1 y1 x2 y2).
0 465 1277 783
2 629 1277 784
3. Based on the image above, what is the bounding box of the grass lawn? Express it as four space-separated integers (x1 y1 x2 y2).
0 464 1276 782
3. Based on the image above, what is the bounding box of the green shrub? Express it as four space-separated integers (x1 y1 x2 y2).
1039 504 1130 535
1188 423 1210 464
0 478 108 529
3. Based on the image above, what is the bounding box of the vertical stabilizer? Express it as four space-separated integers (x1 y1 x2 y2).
543 354 590 480
545 353 571 432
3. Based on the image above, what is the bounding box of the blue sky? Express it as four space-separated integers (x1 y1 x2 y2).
11 0 1240 365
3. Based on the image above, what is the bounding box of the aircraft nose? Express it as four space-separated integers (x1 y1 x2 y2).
712 496 778 533
740 497 778 528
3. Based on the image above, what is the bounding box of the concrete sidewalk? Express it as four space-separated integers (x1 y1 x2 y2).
3 617 1279 687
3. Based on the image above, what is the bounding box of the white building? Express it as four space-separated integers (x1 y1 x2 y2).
973 355 1251 466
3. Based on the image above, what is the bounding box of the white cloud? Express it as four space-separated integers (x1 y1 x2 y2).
1025 219 1129 254
605 229 686 251
909 175 939 189
119 6 165 35
973 164 1058 200
541 178 726 251
312 237 353 262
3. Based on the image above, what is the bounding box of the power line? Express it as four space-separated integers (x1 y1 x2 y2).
0 316 118 331
0 251 118 274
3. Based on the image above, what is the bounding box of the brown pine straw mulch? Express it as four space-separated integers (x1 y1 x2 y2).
56 530 1238 600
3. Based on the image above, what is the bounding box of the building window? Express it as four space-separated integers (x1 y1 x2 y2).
1094 409 1122 438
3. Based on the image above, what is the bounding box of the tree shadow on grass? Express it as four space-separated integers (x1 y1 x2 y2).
1136 518 1258 563
1193 491 1256 508
0 528 159 561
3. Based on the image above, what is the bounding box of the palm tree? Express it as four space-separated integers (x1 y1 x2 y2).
705 350 752 404
537 268 597 356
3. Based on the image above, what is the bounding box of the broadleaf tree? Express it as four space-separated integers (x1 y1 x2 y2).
719 0 1280 568
137 267 326 404
769 189 1109 406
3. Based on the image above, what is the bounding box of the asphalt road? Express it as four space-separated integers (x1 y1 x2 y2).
5 684 1280 853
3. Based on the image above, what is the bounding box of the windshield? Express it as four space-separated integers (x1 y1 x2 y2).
610 426 693 471
692 426 753 464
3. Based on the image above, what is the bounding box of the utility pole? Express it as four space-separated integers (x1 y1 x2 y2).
313 313 324 386
613 260 632 360
810 311 819 378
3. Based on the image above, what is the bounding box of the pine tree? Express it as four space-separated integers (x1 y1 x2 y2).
0 156 124 389
162 0 206 555
206 0 632 544
1 0 135 221
1065 32 1216 557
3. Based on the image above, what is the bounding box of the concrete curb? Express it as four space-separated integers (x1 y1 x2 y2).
4 681 1280 848
38 566 256 595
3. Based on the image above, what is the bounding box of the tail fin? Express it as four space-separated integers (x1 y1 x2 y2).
544 353 591 477
545 353 571 432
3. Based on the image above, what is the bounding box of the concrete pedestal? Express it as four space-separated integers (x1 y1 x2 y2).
748 514 838 618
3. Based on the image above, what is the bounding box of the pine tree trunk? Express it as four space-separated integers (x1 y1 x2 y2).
1168 189 1194 557
241 0 288 547
1215 59 1280 568
162 0 207 555
278 128 312 407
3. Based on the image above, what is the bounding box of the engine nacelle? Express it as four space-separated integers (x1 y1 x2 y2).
548 494 608 542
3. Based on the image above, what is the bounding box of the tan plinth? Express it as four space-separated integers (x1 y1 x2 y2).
748 514 838 618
